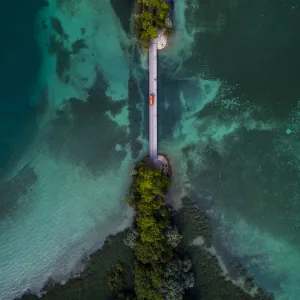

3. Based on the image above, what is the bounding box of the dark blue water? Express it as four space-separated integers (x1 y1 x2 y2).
0 1 45 171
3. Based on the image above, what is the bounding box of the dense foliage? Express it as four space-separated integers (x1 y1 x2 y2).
134 0 172 49
106 263 126 298
161 258 195 300
127 159 171 299
106 263 136 300
120 159 194 300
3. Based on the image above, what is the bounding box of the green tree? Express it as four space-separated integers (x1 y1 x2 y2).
140 223 164 243
140 11 153 30
124 228 140 249
134 0 172 49
134 262 165 300
166 226 183 248
136 215 156 230
146 26 158 39
136 241 163 263
106 262 126 298
160 258 195 300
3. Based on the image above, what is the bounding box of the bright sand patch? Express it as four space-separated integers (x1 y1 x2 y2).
156 30 167 50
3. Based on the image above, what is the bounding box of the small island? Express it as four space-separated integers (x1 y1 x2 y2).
134 0 173 49
105 159 274 300
107 158 194 299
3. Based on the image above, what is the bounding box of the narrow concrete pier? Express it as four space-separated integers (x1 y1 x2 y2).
149 38 158 164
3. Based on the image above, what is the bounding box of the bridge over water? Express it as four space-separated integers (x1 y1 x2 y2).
148 32 167 167
149 38 158 165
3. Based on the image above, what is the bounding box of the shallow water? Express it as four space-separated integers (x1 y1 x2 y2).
0 0 300 299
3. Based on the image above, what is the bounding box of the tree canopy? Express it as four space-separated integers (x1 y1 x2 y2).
107 159 195 299
135 0 172 49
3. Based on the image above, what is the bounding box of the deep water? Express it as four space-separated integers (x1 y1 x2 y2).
0 0 45 171
1 0 300 300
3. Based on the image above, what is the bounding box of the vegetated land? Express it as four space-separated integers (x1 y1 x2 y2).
106 160 273 300
107 158 195 300
19 160 274 300
134 0 173 49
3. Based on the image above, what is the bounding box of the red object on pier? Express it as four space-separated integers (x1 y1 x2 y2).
149 94 154 106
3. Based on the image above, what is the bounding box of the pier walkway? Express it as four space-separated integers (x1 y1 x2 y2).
149 38 158 165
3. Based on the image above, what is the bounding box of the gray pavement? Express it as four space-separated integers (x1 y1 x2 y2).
149 38 158 164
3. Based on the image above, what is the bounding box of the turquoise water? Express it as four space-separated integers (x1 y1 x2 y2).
0 0 300 299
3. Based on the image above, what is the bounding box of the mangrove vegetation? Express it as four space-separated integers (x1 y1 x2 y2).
107 159 195 300
134 0 173 49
